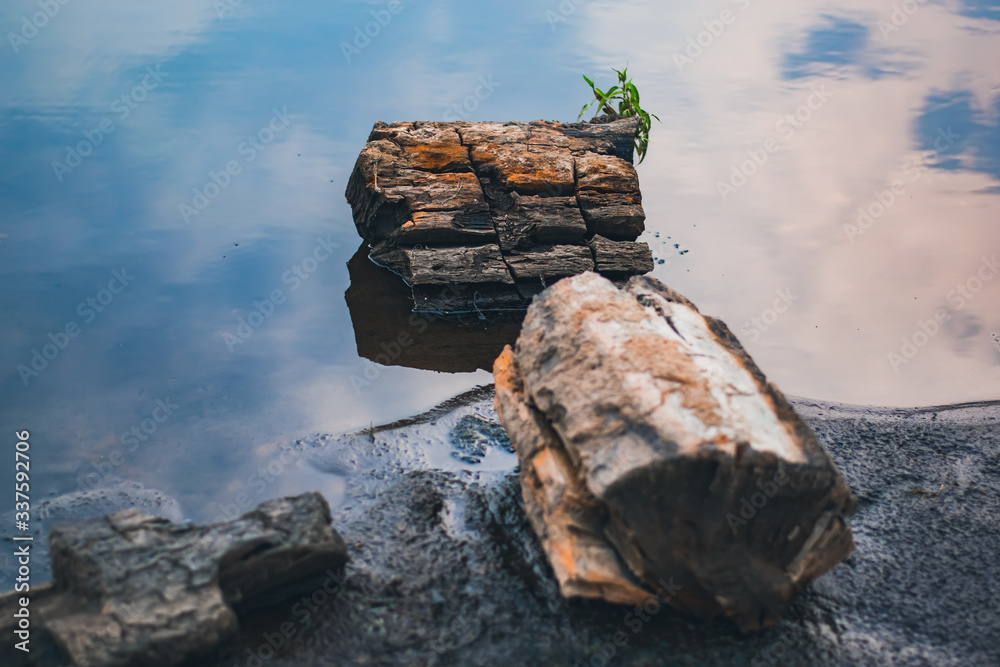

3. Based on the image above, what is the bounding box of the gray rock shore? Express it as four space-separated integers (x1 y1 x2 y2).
194 387 1000 667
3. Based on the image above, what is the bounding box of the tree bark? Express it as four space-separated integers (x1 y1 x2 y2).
0 492 348 667
345 118 653 313
493 273 856 633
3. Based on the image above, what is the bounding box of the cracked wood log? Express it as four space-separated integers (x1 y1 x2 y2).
504 245 595 282
345 117 653 313
371 243 514 285
493 272 856 633
0 492 348 667
493 194 588 252
574 153 645 240
588 235 654 277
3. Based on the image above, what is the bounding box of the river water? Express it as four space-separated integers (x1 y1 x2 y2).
0 0 998 579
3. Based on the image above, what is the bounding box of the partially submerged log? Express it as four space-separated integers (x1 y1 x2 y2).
346 117 654 312
0 492 348 667
588 234 654 277
370 243 515 286
493 272 856 633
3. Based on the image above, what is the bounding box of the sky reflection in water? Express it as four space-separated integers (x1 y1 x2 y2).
0 0 997 539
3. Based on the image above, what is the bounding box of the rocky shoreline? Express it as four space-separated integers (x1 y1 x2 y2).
7 387 995 666
199 388 999 667
4 112 997 666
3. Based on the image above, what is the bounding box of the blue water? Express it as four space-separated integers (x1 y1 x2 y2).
0 0 998 581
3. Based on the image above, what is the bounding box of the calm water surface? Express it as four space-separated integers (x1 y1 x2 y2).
1 0 998 570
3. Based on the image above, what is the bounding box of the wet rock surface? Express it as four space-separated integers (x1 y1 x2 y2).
345 118 654 312
0 493 347 667
494 273 856 633
191 387 999 667
0 480 186 588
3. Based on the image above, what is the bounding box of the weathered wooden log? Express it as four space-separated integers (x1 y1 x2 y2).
371 242 515 285
0 492 348 667
493 272 856 633
576 189 646 241
587 235 654 277
344 124 491 245
541 115 642 161
345 117 652 313
455 117 639 159
469 143 576 196
504 245 595 282
574 152 644 240
493 194 589 252
386 210 496 246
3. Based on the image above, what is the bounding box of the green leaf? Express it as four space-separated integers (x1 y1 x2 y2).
597 86 620 110
627 82 640 105
579 67 657 160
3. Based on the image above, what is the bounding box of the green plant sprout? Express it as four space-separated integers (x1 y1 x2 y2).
577 66 660 164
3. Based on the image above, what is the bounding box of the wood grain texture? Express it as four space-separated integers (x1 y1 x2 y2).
494 273 856 633
0 493 347 667
370 242 515 286
503 245 595 281
346 117 652 312
588 234 654 276
481 193 590 255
